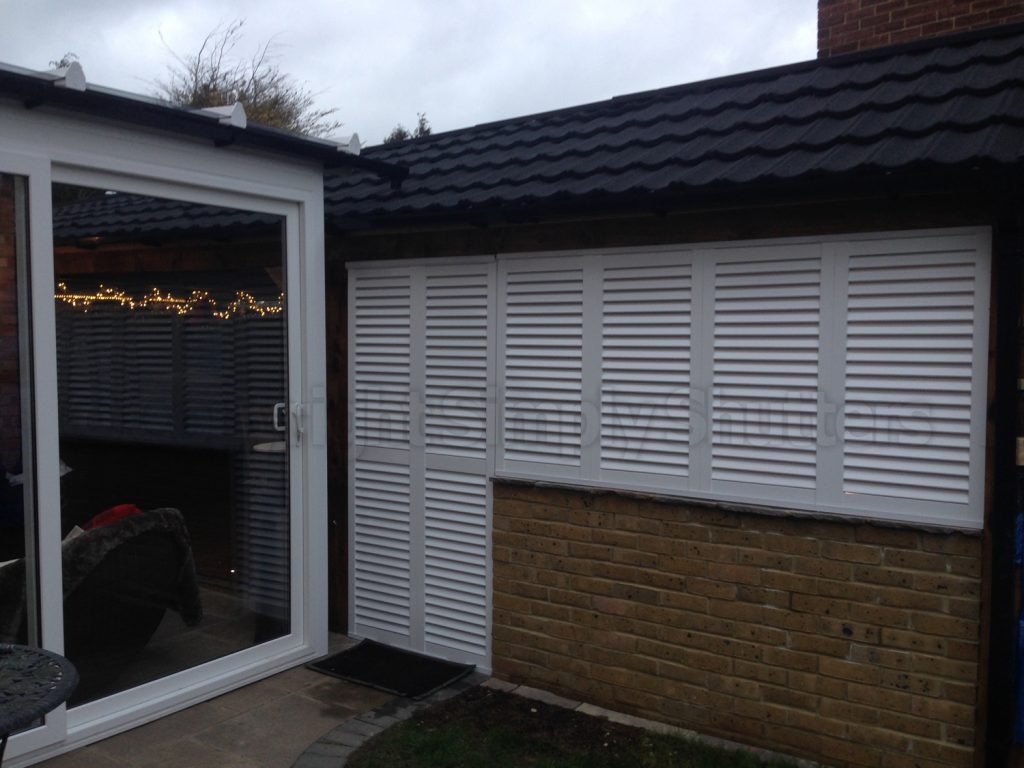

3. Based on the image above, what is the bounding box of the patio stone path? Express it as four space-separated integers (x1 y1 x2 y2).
34 636 395 768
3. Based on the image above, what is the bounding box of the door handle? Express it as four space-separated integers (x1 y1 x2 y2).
273 402 287 432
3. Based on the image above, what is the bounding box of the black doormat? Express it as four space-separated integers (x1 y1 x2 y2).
308 640 474 699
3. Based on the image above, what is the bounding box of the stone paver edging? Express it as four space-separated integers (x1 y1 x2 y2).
292 673 485 768
294 675 816 768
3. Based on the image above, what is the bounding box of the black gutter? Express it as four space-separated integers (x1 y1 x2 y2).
0 68 408 186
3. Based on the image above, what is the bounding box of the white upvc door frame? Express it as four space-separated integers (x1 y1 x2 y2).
0 148 67 760
0 106 328 766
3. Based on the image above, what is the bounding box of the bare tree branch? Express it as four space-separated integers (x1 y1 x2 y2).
154 19 342 138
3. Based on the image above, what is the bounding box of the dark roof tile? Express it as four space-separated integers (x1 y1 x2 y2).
325 24 1024 226
53 193 279 241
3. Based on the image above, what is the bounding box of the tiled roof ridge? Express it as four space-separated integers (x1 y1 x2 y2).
327 78 1023 199
361 21 1024 159
336 131 1020 213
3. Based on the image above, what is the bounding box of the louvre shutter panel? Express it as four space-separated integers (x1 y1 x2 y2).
233 313 290 621
349 266 417 648
56 303 119 433
183 312 235 437
122 311 176 433
712 255 821 489
352 459 412 638
353 273 411 450
423 469 488 656
843 252 977 504
424 269 489 459
502 264 584 467
600 260 691 479
422 264 492 663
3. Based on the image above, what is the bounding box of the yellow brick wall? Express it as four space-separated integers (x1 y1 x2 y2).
491 480 982 768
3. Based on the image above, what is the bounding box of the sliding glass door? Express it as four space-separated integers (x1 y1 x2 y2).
51 182 295 707
0 144 322 763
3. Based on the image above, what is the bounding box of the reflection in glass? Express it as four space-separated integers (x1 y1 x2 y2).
0 173 38 649
52 184 290 705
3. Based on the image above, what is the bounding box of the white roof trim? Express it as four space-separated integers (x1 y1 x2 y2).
336 133 361 156
196 102 248 129
46 61 86 92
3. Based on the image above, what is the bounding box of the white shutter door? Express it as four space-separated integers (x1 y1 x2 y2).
501 261 584 470
711 252 821 491
843 250 978 505
350 269 414 645
422 263 492 664
350 261 493 665
600 259 691 484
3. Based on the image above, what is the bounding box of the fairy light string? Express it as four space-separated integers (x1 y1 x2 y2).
54 282 284 319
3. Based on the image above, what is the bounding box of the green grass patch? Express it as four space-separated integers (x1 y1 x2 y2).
347 687 796 768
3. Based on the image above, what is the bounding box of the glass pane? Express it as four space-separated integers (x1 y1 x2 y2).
0 173 38 648
52 184 290 706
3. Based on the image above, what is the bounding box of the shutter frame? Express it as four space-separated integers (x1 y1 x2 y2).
491 230 990 530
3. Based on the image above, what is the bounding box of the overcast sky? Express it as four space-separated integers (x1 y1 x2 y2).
0 1 817 146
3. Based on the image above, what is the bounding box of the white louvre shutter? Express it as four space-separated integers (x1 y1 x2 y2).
422 264 492 663
423 469 488 656
350 260 493 665
502 263 584 467
424 269 489 459
350 268 413 645
353 273 411 450
352 459 412 638
600 260 691 479
843 252 978 504
711 254 821 490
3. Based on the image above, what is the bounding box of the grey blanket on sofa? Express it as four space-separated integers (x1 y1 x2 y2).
0 507 202 643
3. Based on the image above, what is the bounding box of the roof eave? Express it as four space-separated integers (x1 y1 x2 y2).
0 67 407 184
327 162 1024 234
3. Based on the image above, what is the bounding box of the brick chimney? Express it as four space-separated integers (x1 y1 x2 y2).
818 0 1024 57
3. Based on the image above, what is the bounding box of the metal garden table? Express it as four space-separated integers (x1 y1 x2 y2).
0 644 78 764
